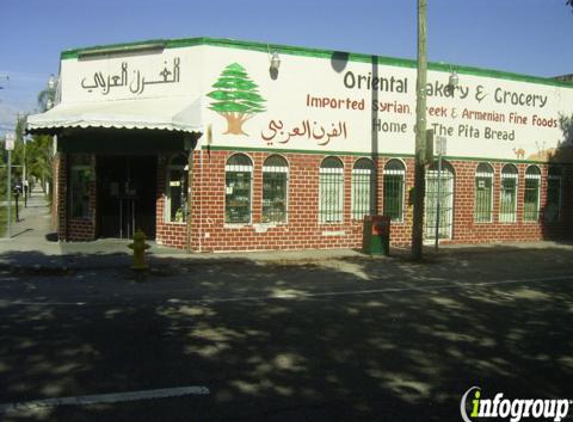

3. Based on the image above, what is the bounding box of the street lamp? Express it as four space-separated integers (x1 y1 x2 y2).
48 74 56 90
270 51 281 71
4 132 15 238
267 47 281 80
46 74 56 109
23 134 31 207
0 74 8 90
449 70 459 89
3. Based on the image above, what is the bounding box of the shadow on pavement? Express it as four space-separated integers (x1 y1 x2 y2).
0 244 572 421
10 229 33 239
44 233 58 243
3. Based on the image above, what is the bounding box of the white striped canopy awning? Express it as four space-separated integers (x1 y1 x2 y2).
26 96 202 134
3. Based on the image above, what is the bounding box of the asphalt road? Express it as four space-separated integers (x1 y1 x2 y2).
0 246 572 421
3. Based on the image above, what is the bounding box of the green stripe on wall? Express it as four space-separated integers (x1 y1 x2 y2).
202 145 573 165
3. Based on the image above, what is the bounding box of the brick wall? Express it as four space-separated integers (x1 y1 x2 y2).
57 153 97 242
188 151 423 252
55 152 67 240
189 150 362 252
59 149 572 251
155 155 188 249
443 160 573 244
180 149 573 253
51 152 61 230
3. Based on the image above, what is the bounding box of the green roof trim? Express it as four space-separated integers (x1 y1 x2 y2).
60 37 573 89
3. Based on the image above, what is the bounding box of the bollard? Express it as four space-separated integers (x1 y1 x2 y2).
128 229 150 272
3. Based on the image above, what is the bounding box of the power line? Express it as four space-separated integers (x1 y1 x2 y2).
0 74 9 90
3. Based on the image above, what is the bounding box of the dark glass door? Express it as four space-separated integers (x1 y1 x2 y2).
97 155 157 239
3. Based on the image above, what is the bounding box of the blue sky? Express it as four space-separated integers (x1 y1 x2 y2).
0 0 571 134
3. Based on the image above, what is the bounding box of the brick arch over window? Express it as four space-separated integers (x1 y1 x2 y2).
262 155 289 223
351 157 375 220
319 156 344 223
500 164 518 223
524 165 541 222
428 159 455 175
425 159 455 241
225 153 253 224
474 162 494 223
164 153 188 223
545 166 562 223
383 159 406 222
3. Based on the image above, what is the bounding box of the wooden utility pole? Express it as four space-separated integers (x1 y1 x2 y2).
412 0 428 260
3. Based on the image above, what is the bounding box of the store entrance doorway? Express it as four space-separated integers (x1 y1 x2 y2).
424 162 455 242
97 155 157 239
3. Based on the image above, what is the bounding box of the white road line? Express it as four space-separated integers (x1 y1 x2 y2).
0 301 87 306
0 385 210 414
188 274 573 304
2 274 572 307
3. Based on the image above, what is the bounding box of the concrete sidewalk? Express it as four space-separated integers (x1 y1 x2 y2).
0 191 186 269
0 191 572 270
0 191 56 250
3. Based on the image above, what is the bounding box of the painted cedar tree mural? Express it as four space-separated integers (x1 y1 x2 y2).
208 63 266 136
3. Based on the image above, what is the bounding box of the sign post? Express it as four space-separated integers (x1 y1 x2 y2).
23 134 29 208
4 133 14 238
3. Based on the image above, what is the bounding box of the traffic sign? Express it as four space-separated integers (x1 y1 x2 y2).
436 136 447 156
5 133 15 151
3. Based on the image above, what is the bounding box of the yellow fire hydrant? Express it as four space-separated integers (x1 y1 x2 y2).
128 229 150 271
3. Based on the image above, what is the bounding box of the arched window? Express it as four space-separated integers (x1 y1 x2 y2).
262 155 289 223
500 164 518 223
383 159 406 222
545 166 562 222
474 163 494 223
351 158 375 220
165 154 188 223
225 154 253 224
524 166 541 222
319 157 344 223
426 160 455 240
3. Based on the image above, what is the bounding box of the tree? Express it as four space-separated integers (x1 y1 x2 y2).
559 114 573 144
12 115 53 197
31 77 57 196
207 63 265 135
37 75 57 112
26 134 53 196
37 88 55 112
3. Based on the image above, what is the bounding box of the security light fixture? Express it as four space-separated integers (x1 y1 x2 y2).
46 74 56 110
270 51 281 71
48 74 56 90
267 46 281 80
449 70 459 88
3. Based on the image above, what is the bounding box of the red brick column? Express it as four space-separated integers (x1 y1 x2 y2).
66 154 97 241
56 152 67 241
155 154 187 248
